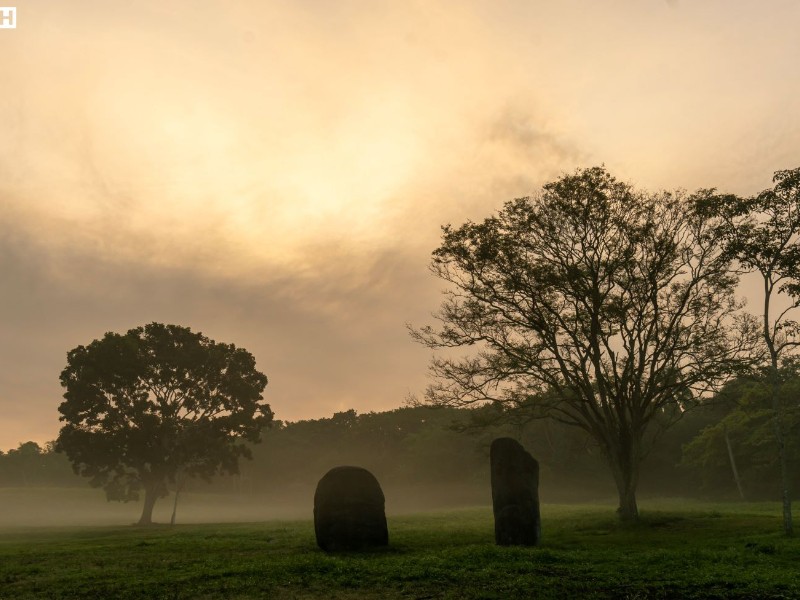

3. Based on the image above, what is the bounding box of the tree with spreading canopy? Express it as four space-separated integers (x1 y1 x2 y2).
411 166 756 521
56 322 272 525
695 166 800 536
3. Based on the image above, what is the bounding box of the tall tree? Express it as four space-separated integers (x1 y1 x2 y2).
412 167 755 521
56 323 272 525
696 166 800 536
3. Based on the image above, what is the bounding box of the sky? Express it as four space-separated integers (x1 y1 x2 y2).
1 0 799 450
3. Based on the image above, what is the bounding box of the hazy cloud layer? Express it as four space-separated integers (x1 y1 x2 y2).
0 222 441 448
2 0 800 448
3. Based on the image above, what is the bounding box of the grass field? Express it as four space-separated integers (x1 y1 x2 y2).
1 496 798 599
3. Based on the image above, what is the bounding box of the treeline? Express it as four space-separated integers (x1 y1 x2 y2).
237 406 613 503
0 441 76 487
3 382 796 503
1 406 613 501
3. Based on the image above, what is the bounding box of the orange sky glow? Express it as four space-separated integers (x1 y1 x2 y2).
1 0 800 449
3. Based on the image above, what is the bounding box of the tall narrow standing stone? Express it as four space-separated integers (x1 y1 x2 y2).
314 466 389 551
490 437 541 546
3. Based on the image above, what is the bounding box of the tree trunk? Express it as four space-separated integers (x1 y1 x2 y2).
723 426 746 500
613 469 639 522
607 435 641 523
170 473 186 526
773 410 794 536
764 281 793 536
769 360 793 536
137 483 160 526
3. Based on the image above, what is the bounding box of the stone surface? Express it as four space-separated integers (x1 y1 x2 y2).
490 437 541 546
313 466 389 551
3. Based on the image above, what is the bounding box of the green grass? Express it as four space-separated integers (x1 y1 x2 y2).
1 500 798 599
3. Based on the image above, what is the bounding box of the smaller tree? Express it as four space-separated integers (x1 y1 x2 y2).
56 323 272 525
696 167 800 536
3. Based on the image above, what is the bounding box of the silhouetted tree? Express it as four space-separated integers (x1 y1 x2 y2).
56 323 271 525
696 167 800 535
412 167 756 521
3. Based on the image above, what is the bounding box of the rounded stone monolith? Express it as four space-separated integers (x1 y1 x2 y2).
313 466 388 551
490 437 541 546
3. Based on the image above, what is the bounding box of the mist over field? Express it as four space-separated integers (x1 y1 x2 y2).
5 401 781 531
0 484 489 530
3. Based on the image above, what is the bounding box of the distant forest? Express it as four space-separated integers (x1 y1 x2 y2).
2 398 795 506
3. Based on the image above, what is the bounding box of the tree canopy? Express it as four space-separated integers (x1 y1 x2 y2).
56 322 271 525
412 166 756 521
695 166 800 535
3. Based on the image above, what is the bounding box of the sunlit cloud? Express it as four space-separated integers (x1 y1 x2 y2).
1 0 799 448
